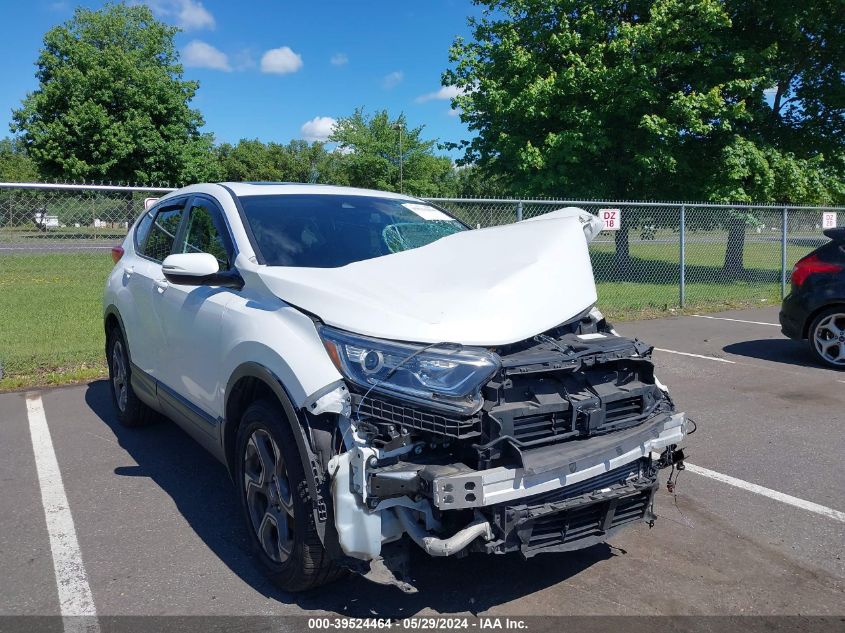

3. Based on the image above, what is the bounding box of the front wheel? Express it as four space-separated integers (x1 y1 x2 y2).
808 308 845 369
235 398 344 592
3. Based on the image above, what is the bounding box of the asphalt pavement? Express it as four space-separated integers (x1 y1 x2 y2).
0 306 842 620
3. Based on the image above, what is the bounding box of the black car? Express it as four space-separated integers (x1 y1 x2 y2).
780 227 845 368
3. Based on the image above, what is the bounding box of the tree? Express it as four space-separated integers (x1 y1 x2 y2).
215 139 349 185
449 164 509 198
446 0 844 271
216 140 292 182
329 108 455 196
0 138 38 182
284 140 350 185
11 3 211 185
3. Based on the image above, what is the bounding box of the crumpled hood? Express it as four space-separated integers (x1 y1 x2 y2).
256 208 603 347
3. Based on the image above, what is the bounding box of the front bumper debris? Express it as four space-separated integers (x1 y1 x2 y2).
330 318 689 568
482 461 658 558
416 411 684 510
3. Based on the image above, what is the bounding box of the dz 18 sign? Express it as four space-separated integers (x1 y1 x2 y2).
822 212 837 229
600 208 621 231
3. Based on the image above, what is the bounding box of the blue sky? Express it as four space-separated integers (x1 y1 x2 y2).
0 0 483 155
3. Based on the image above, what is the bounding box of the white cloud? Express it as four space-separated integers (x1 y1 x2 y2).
301 116 337 142
261 47 304 75
146 0 215 31
178 0 214 30
416 85 465 103
448 107 460 117
382 71 404 89
182 40 230 71
330 53 348 66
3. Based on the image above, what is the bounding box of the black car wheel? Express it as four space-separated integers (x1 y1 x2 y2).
809 308 845 369
106 326 157 426
235 398 344 591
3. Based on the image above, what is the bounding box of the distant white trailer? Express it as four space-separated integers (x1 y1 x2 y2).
34 213 60 229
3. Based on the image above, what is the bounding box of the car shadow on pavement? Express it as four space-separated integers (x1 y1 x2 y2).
85 379 614 617
722 338 821 369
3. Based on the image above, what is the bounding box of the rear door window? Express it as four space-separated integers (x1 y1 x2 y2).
133 212 154 253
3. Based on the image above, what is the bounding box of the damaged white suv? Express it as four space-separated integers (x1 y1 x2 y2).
103 183 687 591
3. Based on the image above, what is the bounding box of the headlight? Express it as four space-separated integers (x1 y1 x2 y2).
319 325 500 415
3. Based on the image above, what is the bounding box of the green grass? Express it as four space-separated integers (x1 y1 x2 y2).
0 237 816 390
0 253 113 390
591 237 816 318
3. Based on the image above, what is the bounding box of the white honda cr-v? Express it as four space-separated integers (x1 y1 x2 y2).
103 182 688 592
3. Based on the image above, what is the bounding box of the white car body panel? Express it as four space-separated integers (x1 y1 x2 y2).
259 209 602 347
152 281 237 420
216 281 343 409
125 257 164 376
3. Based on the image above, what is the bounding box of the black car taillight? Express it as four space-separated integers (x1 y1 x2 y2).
790 253 843 288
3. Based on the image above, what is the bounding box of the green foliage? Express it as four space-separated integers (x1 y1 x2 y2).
447 164 509 198
0 138 38 182
446 0 844 269
215 139 348 185
330 108 456 196
11 3 207 185
447 0 843 204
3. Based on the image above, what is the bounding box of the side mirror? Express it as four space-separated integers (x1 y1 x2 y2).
162 253 243 289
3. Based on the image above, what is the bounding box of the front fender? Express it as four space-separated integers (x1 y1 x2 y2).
219 297 342 409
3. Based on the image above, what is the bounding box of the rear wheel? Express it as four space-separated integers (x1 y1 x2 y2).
235 398 344 591
106 326 157 426
808 308 845 369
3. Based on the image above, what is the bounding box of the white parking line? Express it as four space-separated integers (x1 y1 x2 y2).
25 393 99 633
685 462 845 523
690 314 780 326
654 348 736 363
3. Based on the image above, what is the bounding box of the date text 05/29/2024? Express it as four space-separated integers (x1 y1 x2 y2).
306 618 529 630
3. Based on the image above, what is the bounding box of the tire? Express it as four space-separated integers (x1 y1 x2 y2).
808 307 845 369
235 398 344 592
106 326 158 427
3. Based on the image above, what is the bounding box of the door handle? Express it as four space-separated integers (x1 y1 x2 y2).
124 265 134 280
154 278 169 293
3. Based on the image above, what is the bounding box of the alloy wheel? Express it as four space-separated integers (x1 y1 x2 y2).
111 340 128 412
813 312 845 366
243 428 295 563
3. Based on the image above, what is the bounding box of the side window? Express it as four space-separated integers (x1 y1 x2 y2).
133 212 154 253
180 200 233 270
141 203 185 262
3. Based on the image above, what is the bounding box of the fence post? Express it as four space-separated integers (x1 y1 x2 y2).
781 207 788 299
516 200 523 222
679 204 686 309
3 189 9 240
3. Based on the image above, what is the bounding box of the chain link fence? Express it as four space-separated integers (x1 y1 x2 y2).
431 197 839 315
0 182 841 384
1 183 840 311
0 183 175 385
